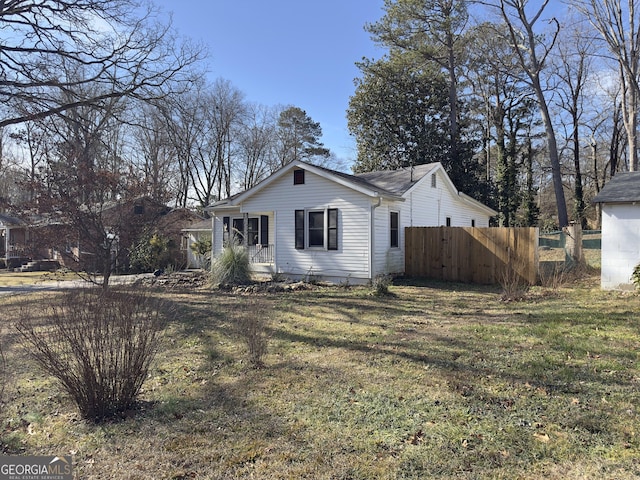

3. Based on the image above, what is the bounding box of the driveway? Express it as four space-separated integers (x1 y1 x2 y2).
0 273 153 297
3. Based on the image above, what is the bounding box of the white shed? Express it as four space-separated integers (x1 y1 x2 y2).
592 172 640 290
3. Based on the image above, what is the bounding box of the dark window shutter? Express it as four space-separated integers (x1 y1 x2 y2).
390 212 399 248
295 210 305 249
260 215 269 246
328 209 338 250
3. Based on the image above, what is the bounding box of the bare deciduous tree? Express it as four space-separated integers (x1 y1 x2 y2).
572 0 640 171
0 0 202 128
552 19 596 227
485 0 569 227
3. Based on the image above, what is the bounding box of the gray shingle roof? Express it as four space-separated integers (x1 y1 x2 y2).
207 161 440 209
592 172 640 203
355 163 438 195
0 213 26 226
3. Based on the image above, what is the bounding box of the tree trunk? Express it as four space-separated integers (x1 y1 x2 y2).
572 120 586 228
534 76 569 228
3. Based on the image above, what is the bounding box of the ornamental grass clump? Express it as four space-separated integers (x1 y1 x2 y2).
17 287 168 422
211 237 250 285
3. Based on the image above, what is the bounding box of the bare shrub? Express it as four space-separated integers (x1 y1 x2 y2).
539 262 568 290
500 257 529 301
371 274 394 296
236 301 269 369
17 288 168 422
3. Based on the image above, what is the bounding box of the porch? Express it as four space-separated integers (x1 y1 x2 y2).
220 213 275 268
247 243 274 264
1 214 31 268
1 243 31 268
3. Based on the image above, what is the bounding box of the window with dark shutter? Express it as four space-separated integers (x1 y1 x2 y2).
295 210 305 249
328 209 338 250
232 218 244 244
294 169 305 185
260 215 269 246
390 212 399 248
308 211 324 247
446 217 451 227
247 218 259 246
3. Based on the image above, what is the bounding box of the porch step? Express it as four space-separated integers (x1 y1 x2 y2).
18 259 60 272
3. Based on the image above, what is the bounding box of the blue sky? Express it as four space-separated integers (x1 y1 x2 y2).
154 1 386 166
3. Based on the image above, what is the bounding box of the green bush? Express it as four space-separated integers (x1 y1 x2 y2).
632 263 640 290
129 232 174 273
17 288 168 422
189 238 212 270
211 239 250 285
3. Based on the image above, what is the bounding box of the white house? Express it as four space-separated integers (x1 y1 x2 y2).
205 160 496 284
592 172 640 290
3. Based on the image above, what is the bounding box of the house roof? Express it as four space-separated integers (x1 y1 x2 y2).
206 161 438 210
205 160 496 217
592 172 640 203
354 163 439 195
182 218 212 231
0 213 26 227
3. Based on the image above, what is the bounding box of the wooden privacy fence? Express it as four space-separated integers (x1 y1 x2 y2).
405 227 539 285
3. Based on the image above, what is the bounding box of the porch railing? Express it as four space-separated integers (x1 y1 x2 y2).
5 244 28 259
248 244 274 264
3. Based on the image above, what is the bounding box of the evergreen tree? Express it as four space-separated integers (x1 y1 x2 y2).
274 106 330 168
348 54 450 172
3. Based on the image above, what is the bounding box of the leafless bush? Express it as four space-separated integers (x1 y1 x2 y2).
17 288 168 422
539 262 568 290
500 257 529 301
236 302 269 369
371 274 393 296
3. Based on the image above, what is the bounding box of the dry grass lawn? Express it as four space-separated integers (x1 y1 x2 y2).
1 273 639 479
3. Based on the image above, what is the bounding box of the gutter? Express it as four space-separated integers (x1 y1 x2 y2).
369 194 382 280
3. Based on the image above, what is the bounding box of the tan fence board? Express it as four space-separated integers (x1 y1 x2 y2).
404 227 539 285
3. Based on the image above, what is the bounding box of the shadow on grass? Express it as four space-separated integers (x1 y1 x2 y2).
17 281 630 435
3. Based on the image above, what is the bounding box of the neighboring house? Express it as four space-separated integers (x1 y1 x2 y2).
54 196 172 271
205 160 497 284
182 218 213 269
592 172 640 290
2 199 204 272
0 213 30 268
97 199 205 271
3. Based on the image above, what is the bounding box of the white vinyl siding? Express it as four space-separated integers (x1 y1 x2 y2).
241 169 372 282
372 201 404 276
403 169 491 228
600 204 640 290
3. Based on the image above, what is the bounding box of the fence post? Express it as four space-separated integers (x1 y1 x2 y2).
563 223 584 265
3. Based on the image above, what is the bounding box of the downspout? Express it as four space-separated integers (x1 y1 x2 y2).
272 211 278 275
209 215 215 273
369 195 382 281
4 227 8 263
